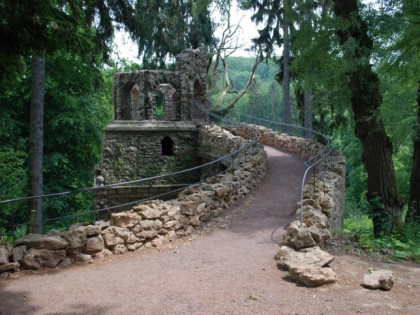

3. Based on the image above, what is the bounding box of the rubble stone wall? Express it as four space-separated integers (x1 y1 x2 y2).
0 125 267 273
113 48 209 122
99 123 199 184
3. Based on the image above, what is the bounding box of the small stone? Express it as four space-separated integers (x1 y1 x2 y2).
127 243 143 251
196 203 206 213
12 245 27 262
0 262 20 273
85 225 101 236
362 270 394 291
138 230 158 239
189 215 201 226
74 253 92 264
0 245 10 265
139 208 161 219
110 212 140 228
163 220 177 229
284 221 316 250
58 257 73 268
85 235 104 253
113 244 128 255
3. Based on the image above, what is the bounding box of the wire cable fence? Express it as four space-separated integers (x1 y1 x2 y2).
0 101 260 236
222 109 334 226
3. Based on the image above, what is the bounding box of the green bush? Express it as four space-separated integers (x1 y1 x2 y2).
343 215 420 262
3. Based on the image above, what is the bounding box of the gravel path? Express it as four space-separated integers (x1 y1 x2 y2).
0 147 419 315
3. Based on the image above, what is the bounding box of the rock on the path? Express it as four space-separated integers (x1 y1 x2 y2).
275 246 334 270
73 253 93 264
289 265 337 287
362 270 394 291
275 245 336 287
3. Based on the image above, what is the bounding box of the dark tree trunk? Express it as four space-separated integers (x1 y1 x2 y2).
304 4 313 138
408 84 420 221
282 0 291 132
304 88 313 138
29 52 46 234
333 0 403 235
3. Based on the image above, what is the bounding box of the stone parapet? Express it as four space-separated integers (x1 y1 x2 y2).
0 125 267 273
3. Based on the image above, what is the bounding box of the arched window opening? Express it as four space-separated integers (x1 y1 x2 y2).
194 80 204 103
155 92 165 120
130 84 141 119
161 137 174 156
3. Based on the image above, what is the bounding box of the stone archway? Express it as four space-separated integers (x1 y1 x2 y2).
155 83 176 121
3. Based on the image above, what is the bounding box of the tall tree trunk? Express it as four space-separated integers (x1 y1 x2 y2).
282 0 291 132
303 3 313 138
304 88 313 137
408 84 420 221
29 52 45 234
333 0 403 235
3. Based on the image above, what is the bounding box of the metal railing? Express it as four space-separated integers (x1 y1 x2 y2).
0 101 333 234
223 110 334 226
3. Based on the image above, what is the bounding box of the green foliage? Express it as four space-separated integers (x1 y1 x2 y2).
344 214 420 262
131 0 214 68
0 0 136 78
0 52 114 233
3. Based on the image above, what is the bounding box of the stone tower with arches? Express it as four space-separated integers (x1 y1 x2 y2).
95 48 210 211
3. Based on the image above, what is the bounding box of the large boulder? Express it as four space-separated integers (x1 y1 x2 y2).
275 245 336 287
20 248 66 270
14 234 68 250
289 265 337 287
275 246 334 270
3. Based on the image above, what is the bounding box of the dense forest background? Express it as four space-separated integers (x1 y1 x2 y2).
0 0 418 260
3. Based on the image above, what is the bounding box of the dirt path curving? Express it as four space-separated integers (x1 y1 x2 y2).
0 147 419 315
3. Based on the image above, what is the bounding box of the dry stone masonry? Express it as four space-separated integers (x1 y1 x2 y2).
95 48 210 211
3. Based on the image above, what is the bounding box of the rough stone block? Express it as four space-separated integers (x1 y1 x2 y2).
14 234 68 250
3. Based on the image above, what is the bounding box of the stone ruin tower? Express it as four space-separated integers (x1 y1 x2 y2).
95 48 210 211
